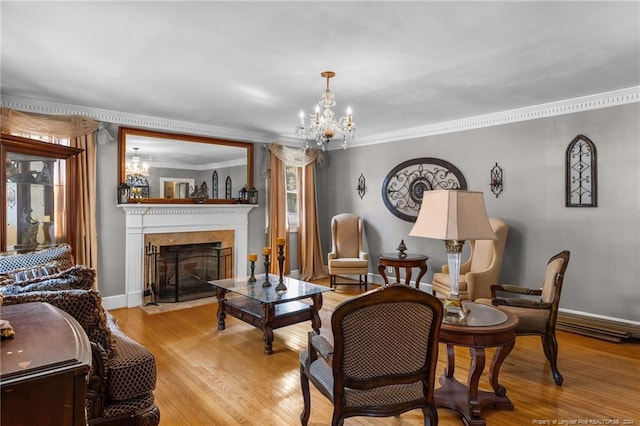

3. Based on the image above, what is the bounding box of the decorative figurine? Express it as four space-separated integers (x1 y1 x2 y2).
397 239 408 258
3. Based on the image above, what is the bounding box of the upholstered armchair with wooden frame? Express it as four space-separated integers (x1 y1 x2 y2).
431 217 509 301
477 250 570 385
327 213 369 290
299 284 443 426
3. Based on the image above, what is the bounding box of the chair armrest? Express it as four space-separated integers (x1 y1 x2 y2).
491 284 542 297
441 264 448 274
86 342 109 419
328 252 337 261
492 297 551 309
359 251 369 261
306 331 333 367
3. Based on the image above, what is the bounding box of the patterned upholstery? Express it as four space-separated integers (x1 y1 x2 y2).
476 250 570 385
2 289 114 358
299 284 443 425
1 265 96 294
108 323 157 401
0 243 74 273
0 246 160 425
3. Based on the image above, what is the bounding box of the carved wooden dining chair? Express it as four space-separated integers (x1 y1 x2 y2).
477 250 570 385
299 284 443 425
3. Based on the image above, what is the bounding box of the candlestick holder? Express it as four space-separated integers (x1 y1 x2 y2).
275 244 287 293
263 254 271 287
248 260 256 283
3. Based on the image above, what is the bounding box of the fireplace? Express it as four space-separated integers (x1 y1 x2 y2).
119 204 255 307
150 242 232 302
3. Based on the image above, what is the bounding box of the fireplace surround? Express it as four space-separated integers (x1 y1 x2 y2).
119 204 255 307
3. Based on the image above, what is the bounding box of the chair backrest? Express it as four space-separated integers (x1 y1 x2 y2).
331 213 363 258
469 217 509 273
330 285 443 410
540 250 571 305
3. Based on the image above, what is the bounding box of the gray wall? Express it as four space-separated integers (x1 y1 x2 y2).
96 103 639 322
317 103 639 322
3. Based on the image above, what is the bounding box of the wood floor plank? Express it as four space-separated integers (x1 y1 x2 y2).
110 283 640 425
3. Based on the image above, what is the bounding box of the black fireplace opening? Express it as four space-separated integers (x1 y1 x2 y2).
149 242 232 303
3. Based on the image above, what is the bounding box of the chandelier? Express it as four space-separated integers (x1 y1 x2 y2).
126 147 149 177
295 71 356 150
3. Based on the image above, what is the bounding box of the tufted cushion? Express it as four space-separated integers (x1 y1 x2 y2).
107 328 157 401
0 244 74 273
2 289 114 357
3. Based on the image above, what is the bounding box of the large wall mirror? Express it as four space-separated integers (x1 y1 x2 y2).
118 127 254 204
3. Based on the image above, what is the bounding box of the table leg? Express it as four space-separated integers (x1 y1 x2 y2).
377 264 389 284
261 303 275 355
415 263 428 289
394 267 401 283
216 287 227 330
489 340 515 398
444 343 456 378
404 267 412 286
468 346 486 419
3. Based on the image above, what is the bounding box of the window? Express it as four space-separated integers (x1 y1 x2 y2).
285 165 299 230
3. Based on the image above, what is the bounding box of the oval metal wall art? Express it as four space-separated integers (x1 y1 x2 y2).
382 157 467 222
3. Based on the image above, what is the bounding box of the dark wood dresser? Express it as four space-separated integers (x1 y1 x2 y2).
0 302 91 426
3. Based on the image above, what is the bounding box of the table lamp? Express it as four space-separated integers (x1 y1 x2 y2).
409 190 496 318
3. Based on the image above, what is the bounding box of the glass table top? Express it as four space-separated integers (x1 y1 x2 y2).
209 274 333 304
442 301 508 327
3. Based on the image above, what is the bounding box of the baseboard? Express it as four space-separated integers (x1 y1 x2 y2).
556 310 640 342
102 294 128 311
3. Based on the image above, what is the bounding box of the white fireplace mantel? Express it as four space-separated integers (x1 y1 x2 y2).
119 203 256 307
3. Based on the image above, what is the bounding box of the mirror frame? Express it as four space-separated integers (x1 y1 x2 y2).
118 127 254 204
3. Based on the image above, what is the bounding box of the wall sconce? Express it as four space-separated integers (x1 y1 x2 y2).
490 163 503 198
356 173 366 199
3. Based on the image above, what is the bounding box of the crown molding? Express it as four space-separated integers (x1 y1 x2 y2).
2 86 638 148
0 95 275 144
352 86 640 148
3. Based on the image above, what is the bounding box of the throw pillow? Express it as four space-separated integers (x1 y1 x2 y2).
0 265 96 294
0 243 75 273
9 261 61 283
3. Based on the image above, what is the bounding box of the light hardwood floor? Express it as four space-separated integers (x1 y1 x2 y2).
110 283 640 425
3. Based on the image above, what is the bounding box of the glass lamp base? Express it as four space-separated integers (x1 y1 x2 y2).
444 296 470 319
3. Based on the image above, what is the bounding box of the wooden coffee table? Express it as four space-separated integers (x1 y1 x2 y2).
377 252 428 288
435 302 519 426
210 274 333 355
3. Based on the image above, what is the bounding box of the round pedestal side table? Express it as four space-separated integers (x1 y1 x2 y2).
377 252 428 289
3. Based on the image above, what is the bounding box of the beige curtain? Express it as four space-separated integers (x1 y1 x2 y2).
1 108 99 284
267 144 325 279
267 147 289 275
297 164 327 280
71 133 98 274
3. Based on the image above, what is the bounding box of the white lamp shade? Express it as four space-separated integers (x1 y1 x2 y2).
409 190 496 241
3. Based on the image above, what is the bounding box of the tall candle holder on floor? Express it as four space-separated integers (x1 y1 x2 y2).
275 240 287 294
262 247 272 287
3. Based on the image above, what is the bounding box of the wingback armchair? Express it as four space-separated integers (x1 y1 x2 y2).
431 217 509 300
327 213 369 290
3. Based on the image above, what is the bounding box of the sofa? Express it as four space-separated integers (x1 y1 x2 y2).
0 244 160 426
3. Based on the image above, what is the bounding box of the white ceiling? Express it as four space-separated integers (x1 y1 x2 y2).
1 1 639 147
